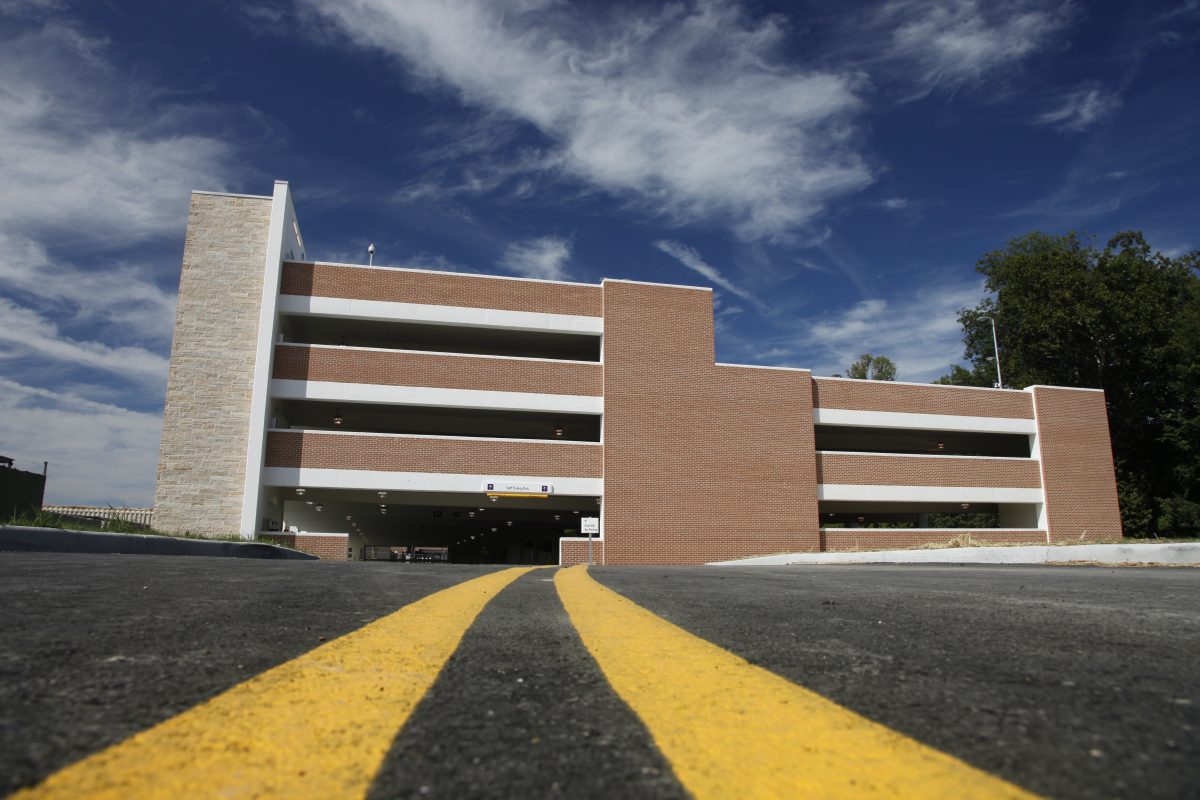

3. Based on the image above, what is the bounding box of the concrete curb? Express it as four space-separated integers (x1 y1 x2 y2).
709 542 1200 567
0 526 318 560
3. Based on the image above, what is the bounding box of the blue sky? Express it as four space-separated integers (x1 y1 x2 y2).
1 0 1197 506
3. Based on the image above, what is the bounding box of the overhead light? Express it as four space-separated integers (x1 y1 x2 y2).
305 500 313 505
856 515 865 523
380 508 387 515
468 511 475 517
377 491 387 500
345 514 352 521
936 442 945 450
490 496 498 503
554 426 564 437
491 527 497 533
295 488 306 496
315 504 323 512
506 520 513 526
554 514 560 521
333 408 343 426
961 503 971 510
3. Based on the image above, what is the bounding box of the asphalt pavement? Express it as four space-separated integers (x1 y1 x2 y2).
1 554 1196 798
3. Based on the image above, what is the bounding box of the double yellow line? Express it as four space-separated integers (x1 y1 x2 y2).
16 567 1038 799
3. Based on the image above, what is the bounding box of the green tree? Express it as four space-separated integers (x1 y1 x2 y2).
838 353 897 381
941 231 1200 536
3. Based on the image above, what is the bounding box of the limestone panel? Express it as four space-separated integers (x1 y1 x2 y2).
154 193 272 535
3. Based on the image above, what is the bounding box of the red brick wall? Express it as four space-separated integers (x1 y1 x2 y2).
265 430 602 478
812 378 1033 418
263 533 349 560
821 528 1045 551
273 344 602 396
1032 387 1122 540
281 262 602 317
560 538 604 566
816 453 1042 488
601 281 820 565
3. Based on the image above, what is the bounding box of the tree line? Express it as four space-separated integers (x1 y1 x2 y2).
938 231 1198 537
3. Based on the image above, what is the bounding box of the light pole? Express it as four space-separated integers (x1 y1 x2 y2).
979 315 1003 388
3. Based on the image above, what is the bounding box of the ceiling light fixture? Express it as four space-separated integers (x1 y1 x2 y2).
377 491 387 500
315 504 323 512
295 488 306 496
333 408 343 426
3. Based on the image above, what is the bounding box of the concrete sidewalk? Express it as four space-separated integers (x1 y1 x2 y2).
710 542 1200 567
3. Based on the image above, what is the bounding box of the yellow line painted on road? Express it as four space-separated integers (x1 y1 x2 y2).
15 567 534 800
555 566 1040 800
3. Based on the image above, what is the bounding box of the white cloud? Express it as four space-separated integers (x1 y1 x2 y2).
0 23 238 244
1034 85 1120 132
0 298 169 386
774 279 985 382
499 236 572 280
0 20 241 505
881 0 1074 94
652 239 766 313
301 0 872 239
0 379 163 506
0 232 176 342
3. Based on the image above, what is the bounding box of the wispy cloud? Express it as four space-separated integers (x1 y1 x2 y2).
878 0 1075 95
1034 84 1121 132
0 379 163 506
0 24 241 244
746 278 984 382
652 239 766 313
0 298 169 386
0 19 241 503
301 0 872 240
499 236 572 281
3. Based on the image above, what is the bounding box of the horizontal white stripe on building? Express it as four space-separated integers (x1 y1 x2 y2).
271 379 603 415
813 408 1037 434
817 484 1044 503
263 467 604 496
277 294 603 335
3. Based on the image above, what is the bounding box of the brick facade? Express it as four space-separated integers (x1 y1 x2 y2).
281 262 602 317
560 538 605 567
154 193 273 536
264 533 349 560
1032 387 1122 540
265 430 603 479
601 281 820 565
272 344 601 397
155 184 1123 562
812 377 1033 418
815 453 1042 488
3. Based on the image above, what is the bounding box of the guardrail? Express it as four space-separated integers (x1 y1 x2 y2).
41 506 154 527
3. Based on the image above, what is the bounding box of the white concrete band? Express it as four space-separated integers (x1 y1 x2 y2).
262 467 603 496
817 484 1045 504
813 408 1037 434
239 181 302 538
271 379 603 415
277 294 603 335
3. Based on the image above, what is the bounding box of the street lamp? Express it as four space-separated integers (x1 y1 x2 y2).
979 315 1003 388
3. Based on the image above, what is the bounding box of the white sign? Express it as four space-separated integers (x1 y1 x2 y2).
481 480 553 494
581 517 600 534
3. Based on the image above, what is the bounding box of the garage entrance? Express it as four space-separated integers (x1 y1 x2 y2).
278 489 601 565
